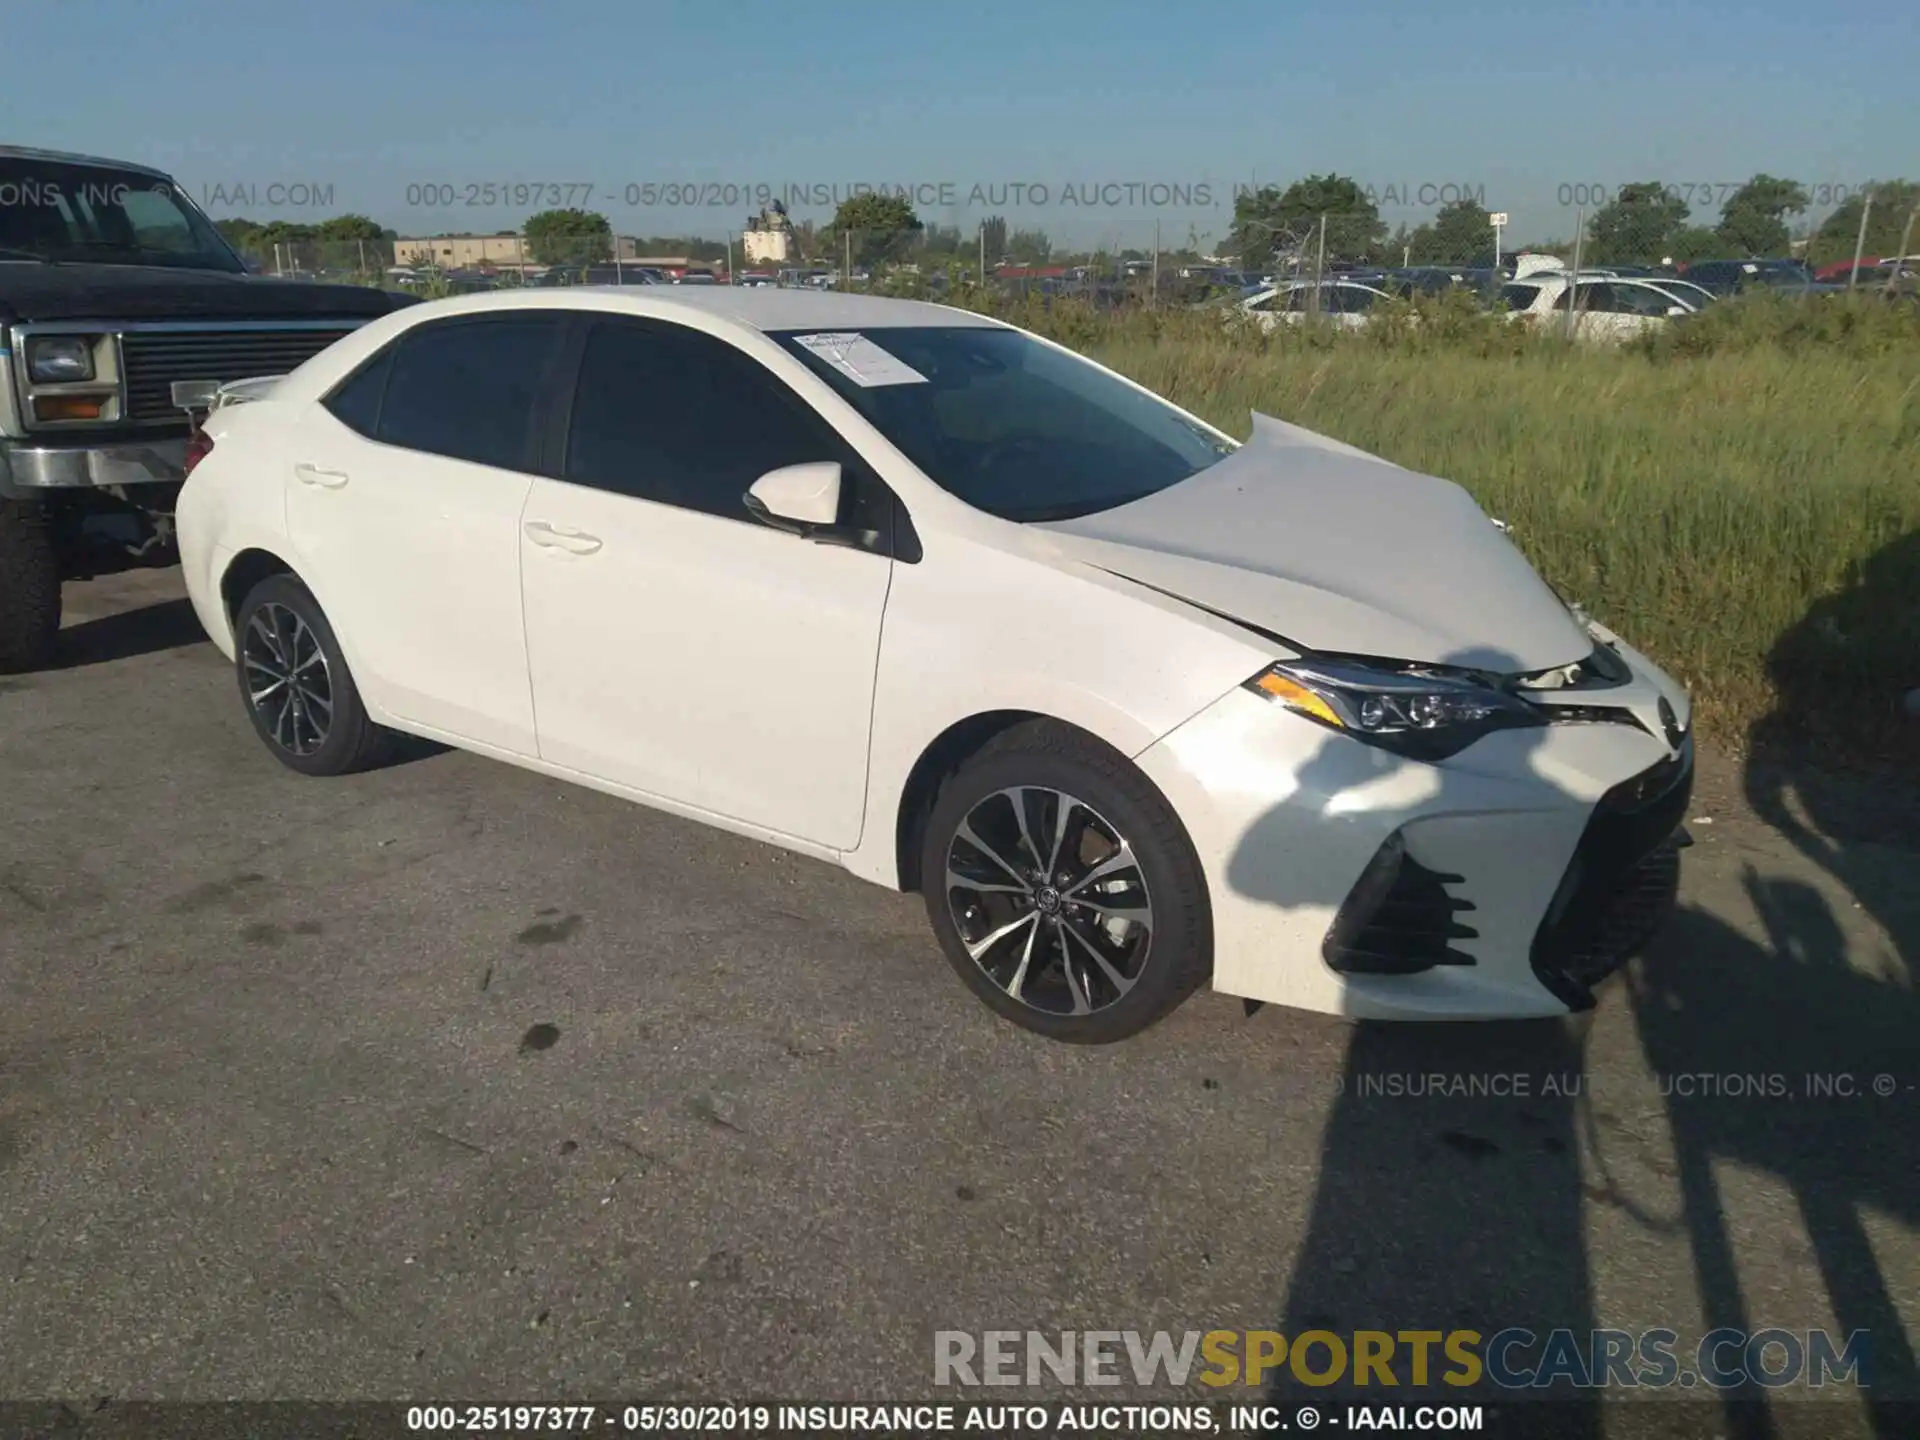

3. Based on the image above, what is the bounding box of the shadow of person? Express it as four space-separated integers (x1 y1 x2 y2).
1226 646 1664 1437
1629 526 1920 1439
1625 880 1917 1439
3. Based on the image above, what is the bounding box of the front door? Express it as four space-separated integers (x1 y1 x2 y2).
518 316 895 849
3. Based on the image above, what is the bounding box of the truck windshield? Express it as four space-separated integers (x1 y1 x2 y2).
0 157 244 271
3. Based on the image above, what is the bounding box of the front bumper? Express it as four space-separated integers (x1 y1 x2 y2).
0 437 188 494
1136 643 1693 1020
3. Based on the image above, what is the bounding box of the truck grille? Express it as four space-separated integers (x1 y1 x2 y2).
120 325 362 421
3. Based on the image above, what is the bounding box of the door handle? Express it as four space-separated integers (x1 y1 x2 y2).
523 520 603 555
294 463 349 489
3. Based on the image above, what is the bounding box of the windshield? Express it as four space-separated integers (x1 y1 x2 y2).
770 325 1235 522
0 158 243 271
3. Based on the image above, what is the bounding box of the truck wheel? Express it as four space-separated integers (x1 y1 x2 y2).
0 498 62 674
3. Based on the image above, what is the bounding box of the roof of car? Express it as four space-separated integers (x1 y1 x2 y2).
0 145 170 178
396 285 1004 332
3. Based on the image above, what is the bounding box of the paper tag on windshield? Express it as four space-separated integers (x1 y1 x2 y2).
790 332 927 387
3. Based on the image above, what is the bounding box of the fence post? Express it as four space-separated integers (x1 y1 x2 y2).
1891 207 1919 293
1849 189 1875 288
1565 206 1585 342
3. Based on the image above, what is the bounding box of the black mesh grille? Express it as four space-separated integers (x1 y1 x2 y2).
120 327 359 420
1531 741 1693 1009
1323 834 1478 974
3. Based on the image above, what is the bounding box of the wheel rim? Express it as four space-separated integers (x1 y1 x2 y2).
242 602 333 757
944 787 1154 1017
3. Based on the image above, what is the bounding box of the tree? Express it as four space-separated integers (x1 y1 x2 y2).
1408 198 1493 264
1584 182 1690 265
825 192 922 269
980 215 1008 263
1714 175 1809 257
525 208 613 265
314 214 386 243
1664 226 1722 264
214 218 262 248
1230 174 1385 269
1005 228 1053 264
1809 180 1920 268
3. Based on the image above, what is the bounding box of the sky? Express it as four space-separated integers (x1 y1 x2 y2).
6 0 1914 251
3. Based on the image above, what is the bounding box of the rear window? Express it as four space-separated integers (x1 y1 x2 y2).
1499 283 1542 310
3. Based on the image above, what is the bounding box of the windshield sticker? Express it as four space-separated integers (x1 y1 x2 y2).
790 332 928 387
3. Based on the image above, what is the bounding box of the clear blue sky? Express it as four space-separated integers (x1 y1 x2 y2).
8 0 1913 250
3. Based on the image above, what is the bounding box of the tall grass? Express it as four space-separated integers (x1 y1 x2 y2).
981 293 1920 764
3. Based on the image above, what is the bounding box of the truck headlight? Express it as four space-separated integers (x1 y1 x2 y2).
1245 656 1545 761
27 335 98 383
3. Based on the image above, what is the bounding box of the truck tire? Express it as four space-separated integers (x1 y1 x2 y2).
0 498 62 674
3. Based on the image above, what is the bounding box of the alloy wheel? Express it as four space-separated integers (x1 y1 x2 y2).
242 602 333 757
944 787 1154 1016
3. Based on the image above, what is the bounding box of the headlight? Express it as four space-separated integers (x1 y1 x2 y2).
1244 657 1544 761
27 335 97 384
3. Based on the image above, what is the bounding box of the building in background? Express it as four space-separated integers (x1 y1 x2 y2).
741 202 795 265
395 233 644 268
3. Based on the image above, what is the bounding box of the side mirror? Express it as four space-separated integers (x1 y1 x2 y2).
745 461 843 533
1666 305 1687 317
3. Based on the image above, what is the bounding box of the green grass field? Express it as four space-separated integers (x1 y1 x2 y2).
991 293 1920 765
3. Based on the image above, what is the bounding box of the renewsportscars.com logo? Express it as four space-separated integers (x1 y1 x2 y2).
933 1328 1871 1390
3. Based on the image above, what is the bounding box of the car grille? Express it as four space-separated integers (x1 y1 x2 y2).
119 326 361 421
1323 833 1479 974
1530 740 1693 1009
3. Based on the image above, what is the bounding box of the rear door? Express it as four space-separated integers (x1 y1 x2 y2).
284 311 568 754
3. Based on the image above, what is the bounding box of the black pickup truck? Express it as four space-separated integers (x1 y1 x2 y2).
0 146 412 671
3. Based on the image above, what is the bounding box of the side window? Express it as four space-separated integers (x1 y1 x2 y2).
321 345 394 438
564 318 888 535
376 314 566 471
1285 287 1314 313
1615 284 1674 316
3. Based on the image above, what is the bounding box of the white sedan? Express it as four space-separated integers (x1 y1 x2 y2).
1234 279 1397 331
176 288 1694 1042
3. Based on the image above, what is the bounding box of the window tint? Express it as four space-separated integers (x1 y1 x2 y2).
1612 283 1676 316
1499 283 1541 311
322 346 394 438
376 314 566 470
565 318 880 530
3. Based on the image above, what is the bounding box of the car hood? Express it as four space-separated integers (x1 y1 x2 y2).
0 262 405 324
1035 413 1592 674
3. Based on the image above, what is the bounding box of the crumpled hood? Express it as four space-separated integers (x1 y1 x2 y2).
1036 413 1592 674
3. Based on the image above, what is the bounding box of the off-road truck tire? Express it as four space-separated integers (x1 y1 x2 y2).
0 497 62 674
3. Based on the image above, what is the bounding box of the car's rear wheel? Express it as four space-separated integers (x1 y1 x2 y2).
920 720 1212 1043
233 573 392 776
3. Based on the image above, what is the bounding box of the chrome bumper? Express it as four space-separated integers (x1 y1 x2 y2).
0 437 188 494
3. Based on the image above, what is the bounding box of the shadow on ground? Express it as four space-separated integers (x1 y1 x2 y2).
1246 557 1918 1437
56 596 206 669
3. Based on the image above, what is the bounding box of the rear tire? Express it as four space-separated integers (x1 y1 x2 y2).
920 719 1212 1043
233 573 393 776
0 498 62 674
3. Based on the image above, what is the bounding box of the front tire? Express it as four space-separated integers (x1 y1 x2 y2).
0 498 62 674
920 720 1212 1043
233 573 393 776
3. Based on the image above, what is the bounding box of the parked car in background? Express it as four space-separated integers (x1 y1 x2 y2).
1235 279 1398 331
174 287 1693 1041
1680 259 1816 296
1498 271 1711 341
0 144 409 672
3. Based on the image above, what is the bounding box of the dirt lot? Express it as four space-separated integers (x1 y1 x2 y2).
2 570 1915 1434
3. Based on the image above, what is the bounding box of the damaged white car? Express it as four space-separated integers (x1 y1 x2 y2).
176 289 1694 1042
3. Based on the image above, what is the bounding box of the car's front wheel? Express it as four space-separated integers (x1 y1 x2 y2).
921 720 1212 1043
233 573 392 776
